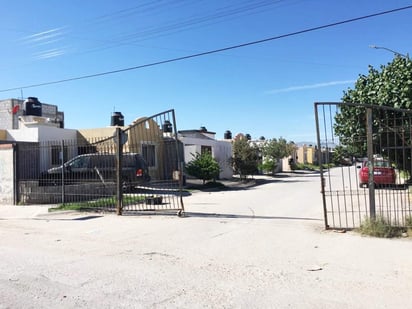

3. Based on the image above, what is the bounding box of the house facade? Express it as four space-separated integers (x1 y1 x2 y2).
178 127 233 179
0 100 186 204
0 97 64 130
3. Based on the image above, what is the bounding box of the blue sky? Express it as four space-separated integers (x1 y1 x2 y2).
1 0 412 142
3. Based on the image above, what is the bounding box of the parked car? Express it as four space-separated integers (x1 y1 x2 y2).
358 159 396 188
40 153 150 191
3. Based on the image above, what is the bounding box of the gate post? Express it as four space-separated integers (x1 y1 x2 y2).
366 107 376 219
61 140 65 205
115 127 123 215
314 103 329 229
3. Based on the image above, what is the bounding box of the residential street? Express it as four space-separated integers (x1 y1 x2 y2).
1 171 411 308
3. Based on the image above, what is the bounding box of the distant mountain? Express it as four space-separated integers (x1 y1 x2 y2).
296 141 338 149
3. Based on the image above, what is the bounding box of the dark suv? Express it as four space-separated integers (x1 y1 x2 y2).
40 153 150 191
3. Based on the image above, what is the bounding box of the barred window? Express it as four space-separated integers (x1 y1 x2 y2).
201 145 212 154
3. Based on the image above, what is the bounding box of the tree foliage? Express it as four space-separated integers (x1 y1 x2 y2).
260 138 296 173
185 152 220 184
334 56 412 166
261 137 296 163
342 56 412 108
232 138 258 180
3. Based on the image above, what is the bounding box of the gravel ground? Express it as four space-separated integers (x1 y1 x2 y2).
0 172 411 308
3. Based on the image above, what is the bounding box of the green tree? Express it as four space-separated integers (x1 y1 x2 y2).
232 138 259 180
332 145 354 165
334 55 412 168
261 138 296 174
185 152 220 184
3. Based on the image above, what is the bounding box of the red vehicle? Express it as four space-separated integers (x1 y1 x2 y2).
358 159 396 188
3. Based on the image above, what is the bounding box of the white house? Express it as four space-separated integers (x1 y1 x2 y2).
178 127 233 179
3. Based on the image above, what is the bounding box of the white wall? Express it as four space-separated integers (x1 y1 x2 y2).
213 140 233 179
0 145 14 204
180 136 233 179
6 126 77 142
7 126 79 171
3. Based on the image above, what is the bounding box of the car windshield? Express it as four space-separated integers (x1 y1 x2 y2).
363 160 390 168
375 160 391 168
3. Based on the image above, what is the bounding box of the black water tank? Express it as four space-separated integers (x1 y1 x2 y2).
24 97 42 116
111 112 124 126
224 130 232 139
162 120 173 133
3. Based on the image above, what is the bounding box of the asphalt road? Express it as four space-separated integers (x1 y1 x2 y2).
0 171 411 308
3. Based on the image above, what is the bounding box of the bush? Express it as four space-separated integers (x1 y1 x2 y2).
359 216 404 238
185 152 220 184
259 161 277 174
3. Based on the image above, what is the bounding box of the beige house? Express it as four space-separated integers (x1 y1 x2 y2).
78 117 178 180
0 129 6 140
296 144 317 165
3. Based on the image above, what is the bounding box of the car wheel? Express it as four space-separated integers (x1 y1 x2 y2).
122 179 134 193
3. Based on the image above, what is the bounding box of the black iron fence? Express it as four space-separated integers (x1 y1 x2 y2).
14 109 185 215
315 102 412 229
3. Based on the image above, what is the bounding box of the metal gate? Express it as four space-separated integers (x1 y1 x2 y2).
16 109 185 215
315 102 412 229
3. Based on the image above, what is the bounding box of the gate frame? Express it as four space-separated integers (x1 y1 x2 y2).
315 102 412 229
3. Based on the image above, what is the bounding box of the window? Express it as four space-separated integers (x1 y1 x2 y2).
201 145 212 154
142 144 156 167
51 146 68 165
69 156 90 168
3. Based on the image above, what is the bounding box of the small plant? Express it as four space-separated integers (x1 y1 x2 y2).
293 163 334 171
405 216 412 236
185 152 220 184
406 216 412 227
259 160 277 174
359 216 404 238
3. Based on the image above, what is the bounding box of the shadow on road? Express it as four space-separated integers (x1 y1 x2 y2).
186 172 319 192
184 212 322 221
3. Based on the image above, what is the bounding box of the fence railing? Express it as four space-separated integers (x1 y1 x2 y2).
15 109 185 215
315 102 412 229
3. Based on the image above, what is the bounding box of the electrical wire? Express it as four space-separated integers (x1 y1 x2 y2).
1 4 411 93
57 0 287 57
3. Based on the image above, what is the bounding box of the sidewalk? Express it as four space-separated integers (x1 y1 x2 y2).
0 205 54 219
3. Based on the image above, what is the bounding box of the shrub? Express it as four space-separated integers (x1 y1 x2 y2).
185 152 220 184
359 216 404 238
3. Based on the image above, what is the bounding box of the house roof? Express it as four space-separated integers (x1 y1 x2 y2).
179 129 216 134
178 130 216 140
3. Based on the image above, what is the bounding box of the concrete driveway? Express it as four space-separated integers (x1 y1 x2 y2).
0 171 411 308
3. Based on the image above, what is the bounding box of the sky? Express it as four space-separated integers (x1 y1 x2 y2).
1 0 412 143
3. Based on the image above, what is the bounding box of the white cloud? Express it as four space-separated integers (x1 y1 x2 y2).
33 49 66 59
266 80 356 94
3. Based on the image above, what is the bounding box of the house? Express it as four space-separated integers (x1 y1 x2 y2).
245 136 298 173
178 127 233 179
78 115 180 180
0 99 185 204
0 97 64 130
296 144 317 165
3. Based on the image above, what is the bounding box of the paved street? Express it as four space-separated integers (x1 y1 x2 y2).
1 172 411 308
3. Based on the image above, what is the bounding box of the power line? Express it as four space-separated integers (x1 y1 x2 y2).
1 4 411 93
48 0 287 58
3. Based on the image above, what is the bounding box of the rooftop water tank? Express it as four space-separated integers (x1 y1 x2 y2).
224 130 232 139
162 120 173 133
24 97 42 116
111 112 124 126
